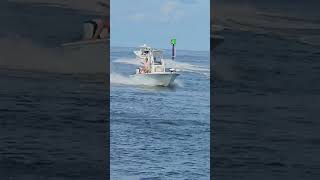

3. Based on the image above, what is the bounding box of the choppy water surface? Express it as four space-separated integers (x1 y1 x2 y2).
0 1 109 179
110 47 210 179
213 29 320 179
0 69 108 179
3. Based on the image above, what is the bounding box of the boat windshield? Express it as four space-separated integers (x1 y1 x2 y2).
152 51 163 65
153 57 161 64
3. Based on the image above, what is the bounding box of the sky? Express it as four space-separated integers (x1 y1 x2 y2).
110 0 210 51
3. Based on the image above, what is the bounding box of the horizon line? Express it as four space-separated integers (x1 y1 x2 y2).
110 45 210 52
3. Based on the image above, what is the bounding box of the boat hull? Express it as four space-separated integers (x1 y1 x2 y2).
130 73 179 86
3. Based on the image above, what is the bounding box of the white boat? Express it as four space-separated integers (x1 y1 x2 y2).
130 46 179 86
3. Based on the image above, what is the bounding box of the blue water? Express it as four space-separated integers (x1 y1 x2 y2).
0 69 108 179
110 47 210 179
0 1 109 179
213 29 320 179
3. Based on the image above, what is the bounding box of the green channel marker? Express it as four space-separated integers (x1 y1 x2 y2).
171 38 176 60
171 39 176 45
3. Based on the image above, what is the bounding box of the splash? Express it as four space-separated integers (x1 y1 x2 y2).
110 73 137 85
174 79 184 87
165 59 210 78
113 58 141 66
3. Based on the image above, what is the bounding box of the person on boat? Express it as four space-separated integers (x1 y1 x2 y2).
143 57 150 73
139 67 145 74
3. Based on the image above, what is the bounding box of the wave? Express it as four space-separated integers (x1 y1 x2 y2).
113 58 141 66
298 35 320 47
110 73 137 85
164 59 210 78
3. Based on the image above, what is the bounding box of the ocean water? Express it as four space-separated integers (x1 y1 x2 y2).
0 69 108 179
110 47 210 179
213 29 320 179
0 2 109 179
